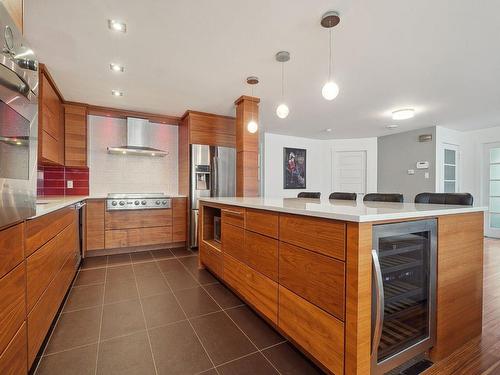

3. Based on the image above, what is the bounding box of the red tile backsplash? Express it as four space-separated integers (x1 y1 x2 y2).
37 165 89 196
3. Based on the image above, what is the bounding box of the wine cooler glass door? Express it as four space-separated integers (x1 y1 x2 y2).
371 219 437 374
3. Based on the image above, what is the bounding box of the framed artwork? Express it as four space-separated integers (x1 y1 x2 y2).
283 147 306 189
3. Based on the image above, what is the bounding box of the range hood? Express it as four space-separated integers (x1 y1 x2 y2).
107 117 168 157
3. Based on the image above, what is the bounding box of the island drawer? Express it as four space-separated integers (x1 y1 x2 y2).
221 206 245 228
278 286 344 375
245 209 279 238
0 323 27 375
200 240 223 278
279 242 345 320
279 214 346 261
245 231 278 281
223 254 278 324
0 223 24 279
222 222 244 262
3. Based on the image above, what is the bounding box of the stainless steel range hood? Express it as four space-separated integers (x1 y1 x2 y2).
107 117 168 157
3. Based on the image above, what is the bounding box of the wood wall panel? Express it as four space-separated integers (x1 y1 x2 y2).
187 111 236 147
430 212 484 361
0 323 27 375
0 263 25 357
279 214 346 261
85 200 105 251
25 207 75 256
105 209 172 230
278 286 344 375
105 226 172 249
279 242 345 321
64 104 87 167
178 117 189 196
223 254 278 324
26 221 76 312
245 209 278 238
0 223 24 279
172 197 187 242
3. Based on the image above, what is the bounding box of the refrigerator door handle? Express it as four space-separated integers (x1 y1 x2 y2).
212 156 219 197
371 249 384 360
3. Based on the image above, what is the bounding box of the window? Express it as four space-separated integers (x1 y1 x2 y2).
443 145 459 193
489 147 500 229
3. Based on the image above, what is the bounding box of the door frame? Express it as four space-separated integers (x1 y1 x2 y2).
484 142 500 238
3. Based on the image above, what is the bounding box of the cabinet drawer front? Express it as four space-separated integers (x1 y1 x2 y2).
221 206 245 228
279 242 345 320
28 253 77 367
245 209 278 238
200 241 222 278
245 231 278 281
27 221 77 312
26 207 75 256
105 209 172 230
105 226 173 249
222 223 245 262
279 286 344 375
86 200 105 251
223 254 278 324
172 198 187 242
280 214 346 261
0 223 24 279
0 263 26 357
0 323 27 375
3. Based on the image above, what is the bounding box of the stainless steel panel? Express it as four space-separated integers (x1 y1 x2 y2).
190 144 211 210
215 146 236 198
190 209 199 247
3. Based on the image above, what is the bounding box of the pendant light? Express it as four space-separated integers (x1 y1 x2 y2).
275 51 290 119
246 76 259 133
321 11 340 101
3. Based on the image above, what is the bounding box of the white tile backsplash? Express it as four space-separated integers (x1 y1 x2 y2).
88 115 178 196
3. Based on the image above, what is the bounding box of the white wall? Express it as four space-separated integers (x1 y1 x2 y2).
88 115 178 196
264 133 377 198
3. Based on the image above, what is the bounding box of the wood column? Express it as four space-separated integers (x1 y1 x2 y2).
234 95 260 197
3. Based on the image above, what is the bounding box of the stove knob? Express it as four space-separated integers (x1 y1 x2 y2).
134 200 140 205
155 200 161 205
111 201 117 206
162 200 167 205
119 201 125 206
141 200 146 205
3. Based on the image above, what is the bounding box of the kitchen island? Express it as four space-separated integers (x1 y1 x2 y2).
198 197 486 375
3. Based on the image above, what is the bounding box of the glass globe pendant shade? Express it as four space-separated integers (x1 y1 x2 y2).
247 120 258 133
322 81 339 100
276 103 289 119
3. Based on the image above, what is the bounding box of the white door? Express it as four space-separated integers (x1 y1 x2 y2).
485 143 500 238
333 151 367 195
443 144 459 193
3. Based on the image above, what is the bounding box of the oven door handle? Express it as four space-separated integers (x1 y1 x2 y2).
371 249 384 359
0 63 30 97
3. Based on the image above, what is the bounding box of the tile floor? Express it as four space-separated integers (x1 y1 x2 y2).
33 247 324 375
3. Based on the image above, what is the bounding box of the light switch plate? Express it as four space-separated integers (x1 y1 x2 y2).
408 169 415 175
424 172 430 179
67 180 73 189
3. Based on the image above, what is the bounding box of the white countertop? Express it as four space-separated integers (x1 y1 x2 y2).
199 197 488 222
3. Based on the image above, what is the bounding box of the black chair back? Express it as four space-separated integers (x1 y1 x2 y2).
329 192 357 201
297 192 321 199
363 193 404 203
414 192 473 206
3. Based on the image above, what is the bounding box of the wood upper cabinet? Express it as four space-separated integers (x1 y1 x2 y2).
39 66 64 165
1 0 23 33
64 104 87 167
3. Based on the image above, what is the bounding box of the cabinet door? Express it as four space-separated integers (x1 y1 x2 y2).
64 104 87 167
172 197 187 242
86 200 105 251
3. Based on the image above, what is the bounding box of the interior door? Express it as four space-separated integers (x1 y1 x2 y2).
485 143 500 238
333 151 367 195
442 144 460 193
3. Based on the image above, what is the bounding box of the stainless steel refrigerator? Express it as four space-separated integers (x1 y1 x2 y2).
190 144 236 247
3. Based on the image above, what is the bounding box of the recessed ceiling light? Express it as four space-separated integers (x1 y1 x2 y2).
386 124 399 129
325 128 332 132
111 90 123 97
110 63 124 72
108 19 126 33
392 108 415 120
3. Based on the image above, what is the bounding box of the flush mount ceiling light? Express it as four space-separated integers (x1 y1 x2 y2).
108 19 126 33
110 63 124 72
275 51 290 119
321 11 340 101
246 76 259 133
386 124 399 129
325 128 332 132
111 90 123 97
392 108 415 120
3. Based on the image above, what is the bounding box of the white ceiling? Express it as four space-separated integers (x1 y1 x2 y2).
24 0 500 139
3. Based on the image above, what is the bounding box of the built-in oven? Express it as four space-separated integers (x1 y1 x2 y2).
0 4 39 229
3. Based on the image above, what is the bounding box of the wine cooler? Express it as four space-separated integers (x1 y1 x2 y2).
371 219 437 374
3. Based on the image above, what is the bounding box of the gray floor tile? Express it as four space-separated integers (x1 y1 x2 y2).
100 299 145 340
141 293 185 328
175 287 221 318
130 251 154 263
64 284 104 312
80 256 107 270
151 248 175 260
163 269 200 291
73 268 106 286
262 342 323 375
36 343 98 375
217 352 278 375
133 262 162 278
170 247 195 258
107 253 131 267
204 283 242 309
106 265 134 282
104 278 138 304
135 274 170 298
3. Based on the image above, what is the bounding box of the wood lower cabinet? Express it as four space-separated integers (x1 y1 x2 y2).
105 226 172 249
64 104 87 167
0 223 24 279
172 197 187 242
279 286 344 375
0 323 27 375
105 209 172 230
199 241 222 278
85 200 105 251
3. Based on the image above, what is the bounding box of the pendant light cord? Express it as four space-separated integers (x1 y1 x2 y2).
281 62 285 99
328 28 333 81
